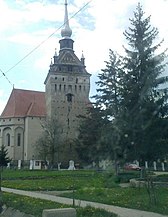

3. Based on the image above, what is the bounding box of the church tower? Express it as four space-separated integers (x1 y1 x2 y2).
44 0 91 163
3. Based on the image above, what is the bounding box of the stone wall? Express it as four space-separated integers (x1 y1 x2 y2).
42 208 76 217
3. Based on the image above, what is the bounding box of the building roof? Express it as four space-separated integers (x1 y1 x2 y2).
1 89 46 118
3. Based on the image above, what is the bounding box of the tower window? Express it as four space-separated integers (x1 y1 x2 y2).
62 77 65 81
17 133 21 146
59 84 61 91
76 78 78 83
75 85 77 92
55 84 57 91
67 93 73 102
55 77 57 80
79 85 82 91
6 133 10 146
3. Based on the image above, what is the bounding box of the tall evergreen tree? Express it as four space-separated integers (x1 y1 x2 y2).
121 3 168 161
93 3 168 163
94 49 124 119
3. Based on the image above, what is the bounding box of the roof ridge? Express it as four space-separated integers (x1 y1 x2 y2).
14 88 44 94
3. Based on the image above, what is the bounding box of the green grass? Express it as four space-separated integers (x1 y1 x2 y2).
63 187 168 215
2 169 96 180
1 169 168 215
2 193 118 217
2 170 104 191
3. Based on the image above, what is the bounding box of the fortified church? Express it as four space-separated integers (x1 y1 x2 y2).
0 0 91 166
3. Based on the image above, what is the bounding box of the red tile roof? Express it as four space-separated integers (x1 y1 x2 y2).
1 89 46 118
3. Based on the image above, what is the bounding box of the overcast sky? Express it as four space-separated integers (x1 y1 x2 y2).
0 0 168 114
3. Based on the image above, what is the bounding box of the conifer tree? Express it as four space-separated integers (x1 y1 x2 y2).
121 3 168 161
93 3 168 163
94 49 124 119
0 145 10 168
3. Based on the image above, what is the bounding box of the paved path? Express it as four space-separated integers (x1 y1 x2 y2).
2 187 167 217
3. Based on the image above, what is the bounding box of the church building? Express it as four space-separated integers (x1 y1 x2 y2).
0 0 91 165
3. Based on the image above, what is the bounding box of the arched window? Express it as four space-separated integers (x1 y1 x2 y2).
67 93 73 102
6 133 10 146
55 84 57 92
17 133 21 146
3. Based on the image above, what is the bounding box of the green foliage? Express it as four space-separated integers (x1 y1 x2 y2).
0 145 10 167
2 170 104 191
1 169 168 215
117 172 140 183
3 193 117 217
77 206 118 217
75 106 108 164
3 192 69 217
120 3 168 162
65 187 168 215
88 3 168 164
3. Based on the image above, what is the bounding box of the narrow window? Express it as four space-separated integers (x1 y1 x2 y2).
79 85 81 91
75 85 77 92
67 93 72 102
59 84 61 91
76 78 78 83
6 133 10 146
17 133 21 146
55 84 57 91
62 77 65 81
64 85 66 91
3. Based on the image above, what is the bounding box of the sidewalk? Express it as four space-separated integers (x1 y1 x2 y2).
2 187 167 217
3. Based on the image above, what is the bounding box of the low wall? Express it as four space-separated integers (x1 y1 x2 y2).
42 208 76 217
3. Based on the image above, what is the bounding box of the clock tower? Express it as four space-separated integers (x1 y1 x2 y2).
44 0 91 163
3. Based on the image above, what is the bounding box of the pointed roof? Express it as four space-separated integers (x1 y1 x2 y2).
1 89 46 118
61 0 72 38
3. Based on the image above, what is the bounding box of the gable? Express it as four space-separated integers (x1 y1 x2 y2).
59 51 82 66
1 89 46 118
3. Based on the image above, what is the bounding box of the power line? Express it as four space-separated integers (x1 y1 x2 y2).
0 0 92 80
0 68 13 87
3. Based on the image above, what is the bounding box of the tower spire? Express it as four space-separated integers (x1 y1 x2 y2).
61 0 72 38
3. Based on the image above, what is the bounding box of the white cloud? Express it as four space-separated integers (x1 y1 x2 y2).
1 0 168 113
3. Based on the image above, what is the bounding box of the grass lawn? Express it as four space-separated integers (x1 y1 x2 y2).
63 187 168 215
1 169 168 216
2 193 118 217
2 170 105 191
